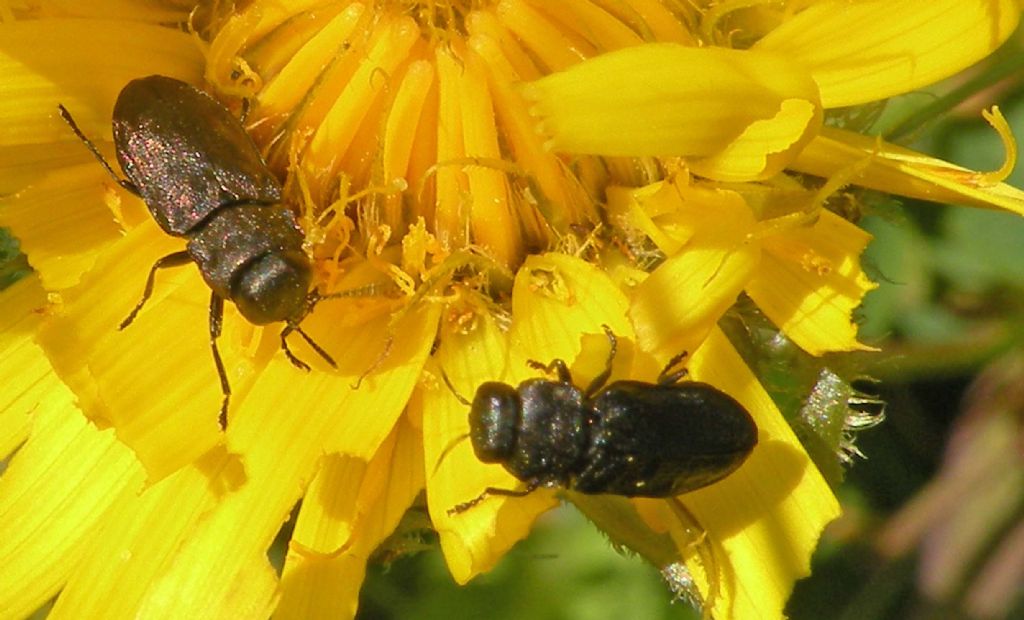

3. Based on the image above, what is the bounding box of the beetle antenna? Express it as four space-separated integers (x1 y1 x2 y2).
57 104 138 194
433 431 470 476
438 367 471 406
317 281 397 301
430 368 472 476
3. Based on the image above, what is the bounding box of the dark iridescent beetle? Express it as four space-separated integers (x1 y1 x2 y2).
58 75 335 427
449 327 758 514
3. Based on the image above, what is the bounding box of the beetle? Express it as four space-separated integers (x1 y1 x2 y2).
448 326 758 514
58 75 335 427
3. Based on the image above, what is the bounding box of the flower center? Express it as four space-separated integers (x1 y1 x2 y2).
396 0 488 34
204 1 687 296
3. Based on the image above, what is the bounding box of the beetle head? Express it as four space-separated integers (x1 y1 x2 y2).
234 250 311 325
468 382 521 463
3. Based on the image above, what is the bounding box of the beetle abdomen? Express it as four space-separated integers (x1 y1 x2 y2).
576 381 758 496
112 75 282 235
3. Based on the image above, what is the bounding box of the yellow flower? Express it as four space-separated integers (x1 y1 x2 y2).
1 1 1021 619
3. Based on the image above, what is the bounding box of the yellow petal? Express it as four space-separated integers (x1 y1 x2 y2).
754 0 1021 108
137 538 279 620
210 558 279 620
206 0 334 91
308 298 440 458
130 424 323 616
48 451 236 619
0 17 200 192
650 328 840 619
629 216 760 360
607 182 683 255
689 97 821 181
525 0 646 51
0 166 128 290
0 277 49 458
279 451 369 619
253 4 368 126
607 175 754 256
0 402 144 619
466 27 593 232
277 415 424 619
38 222 226 480
17 2 188 22
613 178 760 360
746 210 879 355
0 19 201 148
522 43 821 159
301 15 420 197
426 304 556 583
495 0 590 72
457 50 523 266
512 252 633 358
123 302 433 616
793 127 1024 215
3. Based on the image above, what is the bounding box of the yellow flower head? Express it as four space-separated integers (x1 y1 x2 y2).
1 1 1023 619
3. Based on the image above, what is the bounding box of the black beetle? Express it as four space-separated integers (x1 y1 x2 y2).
449 327 758 513
58 75 335 427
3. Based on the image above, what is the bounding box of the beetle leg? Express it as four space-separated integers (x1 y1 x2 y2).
238 96 251 124
298 324 338 368
280 323 338 372
667 498 718 620
120 251 192 329
57 104 140 195
583 325 618 398
447 480 542 516
280 324 339 372
657 350 690 385
279 324 311 372
208 292 231 429
527 358 573 383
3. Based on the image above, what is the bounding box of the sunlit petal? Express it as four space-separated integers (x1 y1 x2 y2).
794 127 1024 215
640 328 840 618
37 222 226 480
0 402 143 619
426 305 557 583
278 415 423 618
523 44 821 163
0 18 200 145
747 211 879 355
754 0 1021 108
48 451 238 619
0 277 49 458
0 166 130 290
